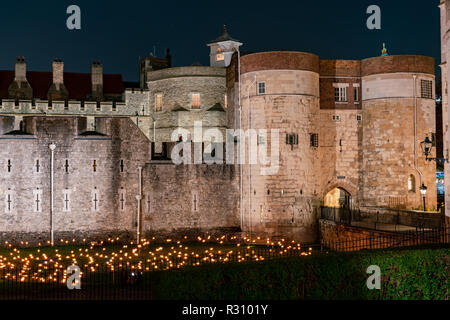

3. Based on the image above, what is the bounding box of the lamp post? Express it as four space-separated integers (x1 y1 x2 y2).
49 143 56 247
419 183 427 212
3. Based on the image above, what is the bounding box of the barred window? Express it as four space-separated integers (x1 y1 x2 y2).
310 133 319 148
258 82 266 95
334 87 347 102
421 80 433 99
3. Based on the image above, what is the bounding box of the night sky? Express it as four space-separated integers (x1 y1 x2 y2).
0 0 441 81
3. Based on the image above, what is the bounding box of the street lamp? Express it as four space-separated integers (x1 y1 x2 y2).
420 136 448 164
49 143 56 246
419 183 427 211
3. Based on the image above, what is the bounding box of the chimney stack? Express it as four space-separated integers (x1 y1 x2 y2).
48 58 69 101
15 56 27 81
91 60 103 100
52 58 64 87
8 56 33 100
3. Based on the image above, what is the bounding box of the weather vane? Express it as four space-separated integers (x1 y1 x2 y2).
381 43 388 56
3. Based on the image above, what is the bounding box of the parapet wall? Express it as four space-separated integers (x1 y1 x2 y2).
240 51 320 74
361 55 435 76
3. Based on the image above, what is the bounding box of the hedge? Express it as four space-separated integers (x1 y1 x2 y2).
150 246 450 300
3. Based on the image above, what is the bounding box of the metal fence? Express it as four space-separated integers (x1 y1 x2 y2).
320 206 445 232
321 227 449 252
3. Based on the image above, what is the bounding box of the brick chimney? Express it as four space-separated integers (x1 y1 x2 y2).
91 60 103 100
8 56 33 100
48 58 69 101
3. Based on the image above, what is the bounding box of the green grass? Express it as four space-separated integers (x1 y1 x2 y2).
151 245 450 300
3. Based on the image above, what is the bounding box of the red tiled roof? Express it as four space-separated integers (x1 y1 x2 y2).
0 70 124 100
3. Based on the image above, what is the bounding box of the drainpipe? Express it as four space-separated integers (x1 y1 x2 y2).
136 166 142 243
49 143 56 247
413 74 423 186
247 76 257 237
236 49 244 233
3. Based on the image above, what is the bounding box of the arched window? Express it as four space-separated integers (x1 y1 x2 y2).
408 175 416 192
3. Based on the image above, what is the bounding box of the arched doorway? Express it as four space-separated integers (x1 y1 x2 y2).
324 187 351 208
322 187 352 223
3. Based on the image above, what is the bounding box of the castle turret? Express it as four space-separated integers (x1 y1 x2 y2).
8 56 33 100
48 58 69 101
207 25 242 68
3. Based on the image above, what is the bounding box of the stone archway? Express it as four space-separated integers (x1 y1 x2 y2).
323 187 351 209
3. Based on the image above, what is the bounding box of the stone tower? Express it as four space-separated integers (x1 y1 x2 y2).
207 25 243 68
440 0 450 223
236 51 321 242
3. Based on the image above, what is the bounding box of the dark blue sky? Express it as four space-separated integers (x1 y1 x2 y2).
0 0 441 81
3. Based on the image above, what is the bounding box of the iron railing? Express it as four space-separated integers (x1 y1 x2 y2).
320 206 445 232
321 226 449 252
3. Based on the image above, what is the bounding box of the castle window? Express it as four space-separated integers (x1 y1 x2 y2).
224 94 228 109
408 175 416 192
80 101 85 111
192 93 201 109
48 101 53 110
357 115 363 122
286 133 298 150
155 94 163 112
310 133 319 148
421 80 433 99
65 160 69 174
7 160 11 173
257 82 266 95
63 189 71 212
354 87 359 102
334 87 347 102
33 189 42 213
119 189 126 211
92 188 100 212
192 191 199 212
146 193 151 213
35 159 40 173
332 115 341 122
5 190 13 213
96 102 101 111
64 101 69 111
216 53 224 61
120 159 124 173
93 160 97 172
112 101 117 112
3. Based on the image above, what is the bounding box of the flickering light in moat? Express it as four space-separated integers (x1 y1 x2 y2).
0 235 312 283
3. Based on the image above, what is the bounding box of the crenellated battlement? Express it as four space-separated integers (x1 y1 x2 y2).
0 97 147 117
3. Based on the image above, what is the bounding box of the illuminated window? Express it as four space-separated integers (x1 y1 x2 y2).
155 94 163 112
192 93 200 109
224 94 228 109
216 53 224 61
421 80 433 99
408 175 416 192
258 82 266 95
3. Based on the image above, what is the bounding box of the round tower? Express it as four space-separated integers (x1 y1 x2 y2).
361 55 436 209
239 51 320 242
